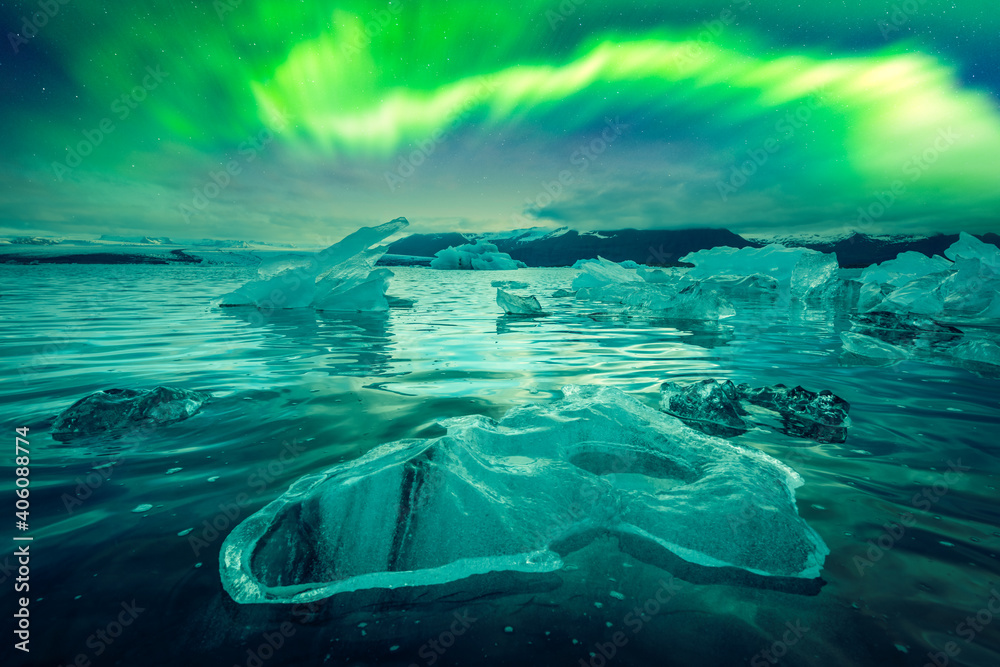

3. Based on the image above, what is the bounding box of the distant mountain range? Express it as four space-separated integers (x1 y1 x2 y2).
386 227 754 267
385 228 1000 268
4 228 998 268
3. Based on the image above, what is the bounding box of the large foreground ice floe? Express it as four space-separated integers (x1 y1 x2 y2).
219 218 407 311
220 386 828 605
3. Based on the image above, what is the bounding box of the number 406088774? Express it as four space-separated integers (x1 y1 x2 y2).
15 427 30 531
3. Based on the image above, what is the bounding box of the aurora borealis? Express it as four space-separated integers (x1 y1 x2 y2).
1 0 998 241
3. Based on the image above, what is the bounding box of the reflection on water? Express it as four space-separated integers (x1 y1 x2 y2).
0 264 998 667
219 306 396 377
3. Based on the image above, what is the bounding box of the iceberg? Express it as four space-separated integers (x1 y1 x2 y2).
52 387 210 442
636 266 675 284
574 257 640 269
491 280 529 289
572 258 735 320
840 332 909 361
309 245 395 312
844 311 988 373
859 251 953 287
659 379 749 437
430 241 527 270
866 272 948 316
680 245 839 300
850 312 961 337
949 339 1000 368
940 257 1000 313
739 385 850 425
496 288 546 316
220 218 407 310
571 256 643 291
620 282 736 320
314 267 394 312
975 292 1000 320
944 231 1000 270
737 384 851 443
711 274 780 295
858 282 895 312
789 251 840 300
855 234 1000 318
221 386 828 605
660 380 851 443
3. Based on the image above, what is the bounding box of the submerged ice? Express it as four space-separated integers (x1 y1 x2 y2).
221 386 828 605
659 380 851 442
739 383 851 443
659 379 749 437
219 218 407 311
52 387 210 442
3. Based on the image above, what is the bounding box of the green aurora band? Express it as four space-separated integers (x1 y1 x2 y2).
2 0 998 239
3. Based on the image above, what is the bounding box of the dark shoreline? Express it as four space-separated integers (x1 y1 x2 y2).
0 249 203 265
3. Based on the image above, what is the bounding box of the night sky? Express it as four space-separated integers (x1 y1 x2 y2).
1 0 998 242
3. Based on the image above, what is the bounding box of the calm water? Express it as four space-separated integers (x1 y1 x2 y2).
1 264 998 667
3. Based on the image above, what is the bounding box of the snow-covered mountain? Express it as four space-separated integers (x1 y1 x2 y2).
386 227 755 267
